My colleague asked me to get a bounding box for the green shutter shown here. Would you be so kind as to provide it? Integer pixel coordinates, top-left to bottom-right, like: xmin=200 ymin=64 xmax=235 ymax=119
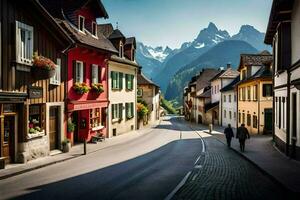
xmin=112 ymin=104 xmax=115 ymax=119
xmin=125 ymin=103 xmax=128 ymax=118
xmin=131 ymin=75 xmax=134 ymax=90
xmin=111 ymin=71 xmax=114 ymax=89
xmin=131 ymin=103 xmax=134 ymax=117
xmin=119 ymin=103 xmax=123 ymax=119
xmin=119 ymin=73 xmax=123 ymax=89
xmin=125 ymin=74 xmax=128 ymax=89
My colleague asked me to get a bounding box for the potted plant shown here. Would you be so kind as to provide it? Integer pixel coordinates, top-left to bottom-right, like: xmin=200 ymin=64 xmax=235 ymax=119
xmin=73 ymin=82 xmax=90 ymax=95
xmin=91 ymin=83 xmax=104 ymax=94
xmin=62 ymin=139 xmax=71 ymax=153
xmin=32 ymin=52 xmax=57 ymax=79
xmin=137 ymin=103 xmax=149 ymax=129
xmin=67 ymin=121 xmax=76 ymax=145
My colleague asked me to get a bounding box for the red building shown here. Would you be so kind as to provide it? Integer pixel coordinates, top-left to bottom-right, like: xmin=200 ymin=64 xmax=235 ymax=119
xmin=41 ymin=0 xmax=117 ymax=143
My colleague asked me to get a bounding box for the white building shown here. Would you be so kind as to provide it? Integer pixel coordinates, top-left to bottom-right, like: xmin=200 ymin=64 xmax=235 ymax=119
xmin=220 ymin=76 xmax=239 ymax=128
xmin=210 ymin=65 xmax=239 ymax=125
xmin=265 ymin=0 xmax=300 ymax=160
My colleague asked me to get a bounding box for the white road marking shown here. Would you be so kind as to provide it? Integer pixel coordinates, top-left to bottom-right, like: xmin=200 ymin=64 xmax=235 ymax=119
xmin=194 ymin=165 xmax=202 ymax=169
xmin=164 ymin=171 xmax=192 ymax=200
xmin=194 ymin=156 xmax=201 ymax=165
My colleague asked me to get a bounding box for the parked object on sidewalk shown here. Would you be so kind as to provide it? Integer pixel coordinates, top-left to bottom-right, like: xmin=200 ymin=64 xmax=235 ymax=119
xmin=62 ymin=139 xmax=71 ymax=153
xmin=236 ymin=124 xmax=250 ymax=152
xmin=0 ymin=157 xmax=5 ymax=169
xmin=224 ymin=124 xmax=234 ymax=147
xmin=209 ymin=124 xmax=213 ymax=133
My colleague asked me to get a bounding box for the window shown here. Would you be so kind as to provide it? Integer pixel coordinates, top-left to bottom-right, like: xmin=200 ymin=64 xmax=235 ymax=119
xmin=253 ymin=85 xmax=258 ymax=100
xmin=74 ymin=61 xmax=84 ymax=83
xmin=247 ymin=86 xmax=251 ymax=100
xmin=137 ymin=88 xmax=143 ymax=97
xmin=112 ymin=103 xmax=123 ymax=120
xmin=229 ymin=111 xmax=232 ymax=119
xmin=91 ymin=64 xmax=100 ymax=84
xmin=78 ymin=15 xmax=85 ymax=32
xmin=126 ymin=74 xmax=134 ymax=90
xmin=217 ymin=85 xmax=219 ymax=93
xmin=111 ymin=71 xmax=123 ymax=90
xmin=241 ymin=70 xmax=246 ymax=80
xmin=229 ymin=95 xmax=231 ymax=103
xmin=50 ymin=58 xmax=61 ymax=85
xmin=234 ymin=112 xmax=236 ymax=119
xmin=215 ymin=86 xmax=217 ymax=94
xmin=16 ymin=21 xmax=33 ymax=65
xmin=234 ymin=95 xmax=236 ymax=102
xmin=263 ymin=84 xmax=273 ymax=97
xmin=242 ymin=113 xmax=245 ymax=124
xmin=242 ymin=87 xmax=246 ymax=100
xmin=282 ymin=97 xmax=285 ymax=129
xmin=90 ymin=108 xmax=100 ymax=128
xmin=224 ymin=95 xmax=226 ymax=102
xmin=247 ymin=114 xmax=251 ymax=126
xmin=126 ymin=102 xmax=134 ymax=119
xmin=239 ymin=88 xmax=242 ymax=101
xmin=92 ymin=21 xmax=97 ymax=36
xmin=224 ymin=110 xmax=226 ymax=118
xmin=119 ymin=42 xmax=124 ymax=58
xmin=238 ymin=113 xmax=241 ymax=123
xmin=253 ymin=115 xmax=258 ymax=128
xmin=275 ymin=97 xmax=278 ymax=125
xmin=29 ymin=105 xmax=44 ymax=131
xmin=279 ymin=97 xmax=281 ymax=129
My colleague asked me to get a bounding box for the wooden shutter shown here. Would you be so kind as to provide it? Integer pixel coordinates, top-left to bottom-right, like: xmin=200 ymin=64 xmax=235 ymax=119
xmin=131 ymin=75 xmax=134 ymax=90
xmin=131 ymin=103 xmax=134 ymax=117
xmin=83 ymin=62 xmax=86 ymax=83
xmin=119 ymin=103 xmax=123 ymax=119
xmin=278 ymin=22 xmax=291 ymax=70
xmin=125 ymin=103 xmax=128 ymax=118
xmin=119 ymin=73 xmax=123 ymax=89
xmin=112 ymin=104 xmax=115 ymax=119
xmin=72 ymin=60 xmax=76 ymax=83
xmin=125 ymin=74 xmax=128 ymax=89
xmin=111 ymin=71 xmax=114 ymax=88
xmin=99 ymin=65 xmax=102 ymax=83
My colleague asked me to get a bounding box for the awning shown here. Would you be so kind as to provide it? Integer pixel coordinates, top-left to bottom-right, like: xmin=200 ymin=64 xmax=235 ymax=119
xmin=68 ymin=101 xmax=108 ymax=111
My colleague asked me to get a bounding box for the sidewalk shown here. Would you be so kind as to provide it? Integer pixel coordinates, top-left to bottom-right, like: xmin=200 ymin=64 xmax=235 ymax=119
xmin=189 ymin=122 xmax=300 ymax=195
xmin=0 ymin=121 xmax=160 ymax=180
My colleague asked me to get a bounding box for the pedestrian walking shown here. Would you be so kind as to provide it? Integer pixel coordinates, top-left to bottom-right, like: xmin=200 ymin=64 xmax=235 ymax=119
xmin=236 ymin=124 xmax=250 ymax=152
xmin=224 ymin=124 xmax=234 ymax=147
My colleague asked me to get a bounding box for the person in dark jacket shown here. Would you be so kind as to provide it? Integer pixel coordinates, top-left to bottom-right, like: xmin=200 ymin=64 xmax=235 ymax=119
xmin=224 ymin=124 xmax=234 ymax=147
xmin=236 ymin=124 xmax=250 ymax=152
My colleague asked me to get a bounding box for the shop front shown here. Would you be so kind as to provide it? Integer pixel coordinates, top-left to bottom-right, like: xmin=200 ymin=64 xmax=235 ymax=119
xmin=68 ymin=101 xmax=108 ymax=143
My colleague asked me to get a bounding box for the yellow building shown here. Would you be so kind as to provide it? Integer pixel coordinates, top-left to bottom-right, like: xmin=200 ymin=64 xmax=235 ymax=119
xmin=237 ymin=53 xmax=273 ymax=134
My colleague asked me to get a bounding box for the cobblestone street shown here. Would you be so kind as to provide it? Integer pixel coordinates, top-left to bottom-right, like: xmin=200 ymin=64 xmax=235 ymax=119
xmin=173 ymin=120 xmax=292 ymax=200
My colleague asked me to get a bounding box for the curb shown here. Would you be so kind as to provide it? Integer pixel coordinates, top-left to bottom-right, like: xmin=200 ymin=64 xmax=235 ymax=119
xmin=0 ymin=122 xmax=161 ymax=180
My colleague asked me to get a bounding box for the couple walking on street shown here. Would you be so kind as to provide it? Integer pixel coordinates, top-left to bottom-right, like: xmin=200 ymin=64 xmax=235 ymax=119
xmin=224 ymin=124 xmax=250 ymax=152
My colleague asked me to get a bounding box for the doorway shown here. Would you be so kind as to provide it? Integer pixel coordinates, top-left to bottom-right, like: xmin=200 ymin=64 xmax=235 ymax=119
xmin=291 ymin=93 xmax=297 ymax=158
xmin=198 ymin=115 xmax=202 ymax=124
xmin=264 ymin=108 xmax=273 ymax=133
xmin=73 ymin=111 xmax=79 ymax=143
xmin=3 ymin=116 xmax=15 ymax=163
xmin=49 ymin=107 xmax=58 ymax=150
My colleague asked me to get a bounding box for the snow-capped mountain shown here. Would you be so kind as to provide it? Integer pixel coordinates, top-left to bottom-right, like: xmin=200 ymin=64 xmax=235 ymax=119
xmin=147 ymin=46 xmax=173 ymax=62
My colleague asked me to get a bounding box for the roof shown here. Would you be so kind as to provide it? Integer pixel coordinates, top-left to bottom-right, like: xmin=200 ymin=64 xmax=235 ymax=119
xmin=238 ymin=53 xmax=273 ymax=71
xmin=97 ymin=24 xmax=114 ymax=38
xmin=125 ymin=37 xmax=136 ymax=48
xmin=210 ymin=67 xmax=239 ymax=82
xmin=137 ymin=72 xmax=159 ymax=88
xmin=220 ymin=76 xmax=240 ymax=92
xmin=57 ymin=20 xmax=118 ymax=53
xmin=108 ymin=29 xmax=126 ymax=40
xmin=197 ymin=88 xmax=211 ymax=98
xmin=195 ymin=68 xmax=220 ymax=92
xmin=237 ymin=65 xmax=272 ymax=85
xmin=265 ymin=0 xmax=294 ymax=44
xmin=110 ymin=55 xmax=139 ymax=67
xmin=205 ymin=101 xmax=219 ymax=112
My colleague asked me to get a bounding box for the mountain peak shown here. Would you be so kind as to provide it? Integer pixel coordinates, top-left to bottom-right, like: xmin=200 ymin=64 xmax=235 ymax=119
xmin=208 ymin=22 xmax=218 ymax=31
xmin=238 ymin=25 xmax=261 ymax=34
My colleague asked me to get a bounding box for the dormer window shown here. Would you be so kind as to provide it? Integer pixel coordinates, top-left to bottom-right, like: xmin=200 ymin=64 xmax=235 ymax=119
xmin=131 ymin=47 xmax=135 ymax=61
xmin=92 ymin=21 xmax=97 ymax=37
xmin=119 ymin=42 xmax=124 ymax=58
xmin=78 ymin=15 xmax=85 ymax=32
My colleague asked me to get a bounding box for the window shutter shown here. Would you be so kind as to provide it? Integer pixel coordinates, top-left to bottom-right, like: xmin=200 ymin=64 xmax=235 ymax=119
xmin=90 ymin=64 xmax=93 ymax=84
xmin=15 ymin=21 xmax=20 ymax=62
xmin=119 ymin=103 xmax=123 ymax=119
xmin=125 ymin=74 xmax=128 ymax=89
xmin=112 ymin=105 xmax=115 ymax=119
xmin=131 ymin=75 xmax=134 ymax=90
xmin=99 ymin=65 xmax=102 ymax=83
xmin=111 ymin=71 xmax=114 ymax=88
xmin=83 ymin=62 xmax=86 ymax=82
xmin=119 ymin=73 xmax=123 ymax=89
xmin=125 ymin=103 xmax=128 ymax=118
xmin=72 ymin=60 xmax=76 ymax=83
xmin=131 ymin=103 xmax=134 ymax=117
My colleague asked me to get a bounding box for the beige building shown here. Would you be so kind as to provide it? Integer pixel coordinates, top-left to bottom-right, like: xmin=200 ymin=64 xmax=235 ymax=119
xmin=137 ymin=72 xmax=160 ymax=126
xmin=237 ymin=53 xmax=273 ymax=134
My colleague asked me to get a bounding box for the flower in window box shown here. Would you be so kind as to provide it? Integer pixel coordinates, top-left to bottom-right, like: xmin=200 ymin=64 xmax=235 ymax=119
xmin=91 ymin=83 xmax=104 ymax=94
xmin=32 ymin=52 xmax=57 ymax=79
xmin=73 ymin=82 xmax=90 ymax=94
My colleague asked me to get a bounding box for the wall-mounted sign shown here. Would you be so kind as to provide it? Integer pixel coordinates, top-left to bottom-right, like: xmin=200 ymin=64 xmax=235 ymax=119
xmin=28 ymin=86 xmax=43 ymax=99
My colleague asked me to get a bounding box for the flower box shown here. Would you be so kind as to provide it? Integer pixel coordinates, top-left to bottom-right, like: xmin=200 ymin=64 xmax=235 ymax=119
xmin=73 ymin=82 xmax=90 ymax=95
xmin=27 ymin=130 xmax=45 ymax=140
xmin=31 ymin=52 xmax=57 ymax=80
xmin=91 ymin=83 xmax=104 ymax=94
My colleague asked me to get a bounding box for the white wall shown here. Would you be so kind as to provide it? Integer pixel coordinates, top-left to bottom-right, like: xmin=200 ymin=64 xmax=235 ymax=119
xmin=221 ymin=90 xmax=237 ymax=128
xmin=211 ymin=79 xmax=221 ymax=103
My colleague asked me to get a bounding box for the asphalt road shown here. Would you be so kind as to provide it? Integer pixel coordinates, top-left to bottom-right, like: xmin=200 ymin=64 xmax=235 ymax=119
xmin=0 ymin=116 xmax=289 ymax=200
xmin=0 ymin=117 xmax=204 ymax=200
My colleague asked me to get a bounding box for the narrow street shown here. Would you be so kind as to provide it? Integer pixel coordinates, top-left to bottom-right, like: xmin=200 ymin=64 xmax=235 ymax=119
xmin=0 ymin=117 xmax=288 ymax=200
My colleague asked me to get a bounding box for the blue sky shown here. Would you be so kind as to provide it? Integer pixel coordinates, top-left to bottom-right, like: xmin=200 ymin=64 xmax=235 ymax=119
xmin=101 ymin=0 xmax=272 ymax=49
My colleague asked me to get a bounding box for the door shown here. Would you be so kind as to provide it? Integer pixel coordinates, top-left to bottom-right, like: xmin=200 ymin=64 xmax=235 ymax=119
xmin=264 ymin=108 xmax=272 ymax=133
xmin=49 ymin=107 xmax=58 ymax=150
xmin=3 ymin=116 xmax=15 ymax=163
xmin=73 ymin=111 xmax=79 ymax=143
xmin=198 ymin=115 xmax=202 ymax=124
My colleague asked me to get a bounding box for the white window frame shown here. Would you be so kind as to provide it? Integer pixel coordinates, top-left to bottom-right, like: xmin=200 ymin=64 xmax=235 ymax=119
xmin=75 ymin=61 xmax=84 ymax=83
xmin=50 ymin=58 xmax=61 ymax=85
xmin=78 ymin=15 xmax=85 ymax=33
xmin=91 ymin=64 xmax=99 ymax=84
xmin=92 ymin=21 xmax=97 ymax=37
xmin=16 ymin=21 xmax=34 ymax=65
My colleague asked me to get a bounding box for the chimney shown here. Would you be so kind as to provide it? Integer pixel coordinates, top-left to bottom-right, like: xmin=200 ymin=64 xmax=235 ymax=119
xmin=227 ymin=63 xmax=231 ymax=69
